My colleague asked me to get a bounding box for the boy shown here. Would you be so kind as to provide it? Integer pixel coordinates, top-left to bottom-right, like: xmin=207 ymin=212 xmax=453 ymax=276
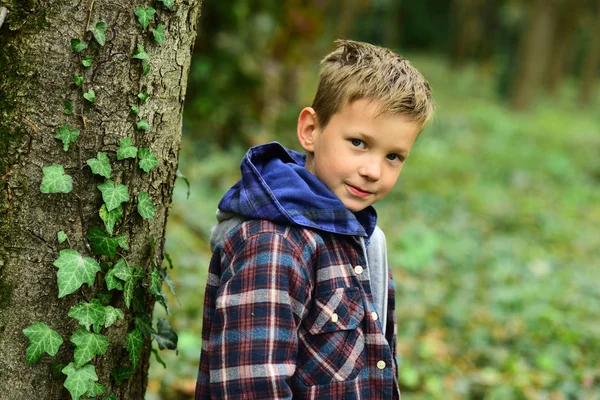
xmin=195 ymin=40 xmax=433 ymax=399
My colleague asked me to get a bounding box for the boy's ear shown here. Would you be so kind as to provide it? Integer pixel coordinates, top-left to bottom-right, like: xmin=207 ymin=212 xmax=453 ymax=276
xmin=297 ymin=107 xmax=318 ymax=153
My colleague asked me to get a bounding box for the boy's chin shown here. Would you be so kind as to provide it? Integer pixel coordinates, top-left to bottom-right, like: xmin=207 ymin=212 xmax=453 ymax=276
xmin=344 ymin=203 xmax=371 ymax=213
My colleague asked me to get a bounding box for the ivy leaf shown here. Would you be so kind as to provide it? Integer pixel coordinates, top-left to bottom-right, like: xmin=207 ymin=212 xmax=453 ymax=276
xmin=161 ymin=268 xmax=176 ymax=296
xmin=87 ymin=226 xmax=119 ymax=258
xmin=130 ymin=105 xmax=139 ymax=115
xmin=137 ymin=92 xmax=149 ymax=103
xmin=83 ymin=89 xmax=96 ymax=103
xmin=82 ymin=55 xmax=93 ymax=67
xmin=137 ymin=192 xmax=155 ymax=219
xmin=55 ymin=124 xmax=81 ymax=151
xmin=142 ymin=60 xmax=151 ymax=76
xmin=41 ymin=165 xmax=73 ymax=194
xmin=86 ymin=382 xmax=105 ymax=398
xmin=112 ymin=258 xmax=133 ymax=282
xmin=70 ymin=328 xmax=109 ymax=367
xmin=124 ymin=280 xmax=136 ymax=308
xmin=105 ymin=267 xmax=124 ymax=291
xmin=116 ymin=137 xmax=138 ymax=160
xmin=134 ymin=314 xmax=155 ymax=338
xmin=153 ymin=318 xmax=178 ymax=350
xmin=97 ymin=180 xmax=130 ymax=211
xmin=126 ymin=329 xmax=143 ymax=369
xmin=131 ymin=266 xmax=145 ymax=281
xmin=71 ymin=38 xmax=88 ymax=53
xmin=152 ymin=348 xmax=167 ymax=368
xmin=91 ymin=22 xmax=107 ymax=46
xmin=104 ymin=306 xmax=124 ymax=329
xmin=136 ymin=119 xmax=150 ymax=132
xmin=64 ymin=100 xmax=73 ymax=115
xmin=165 ymin=252 xmax=174 ymax=269
xmin=132 ymin=43 xmax=149 ymax=60
xmin=99 ymin=204 xmax=122 ymax=235
xmin=138 ymin=148 xmax=158 ymax=173
xmin=111 ymin=367 xmax=133 ymax=386
xmin=103 ymin=392 xmax=118 ymax=400
xmin=115 ymin=234 xmax=129 ymax=251
xmin=86 ymin=152 xmax=112 ymax=179
xmin=150 ymin=268 xmax=162 ymax=296
xmin=151 ymin=24 xmax=165 ymax=45
xmin=156 ymin=291 xmax=170 ymax=315
xmin=134 ymin=6 xmax=155 ymax=30
xmin=57 ymin=231 xmax=67 ymax=244
xmin=68 ymin=299 xmax=106 ymax=332
xmin=53 ymin=249 xmax=101 ymax=297
xmin=96 ymin=291 xmax=113 ymax=305
xmin=113 ymin=259 xmax=143 ymax=308
xmin=22 ymin=322 xmax=63 ymax=365
xmin=158 ymin=0 xmax=175 ymax=10
xmin=74 ymin=75 xmax=84 ymax=87
xmin=62 ymin=363 xmax=98 ymax=400
xmin=99 ymin=204 xmax=121 ymax=236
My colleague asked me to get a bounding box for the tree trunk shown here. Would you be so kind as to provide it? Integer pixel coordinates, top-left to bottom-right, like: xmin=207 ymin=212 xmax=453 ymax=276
xmin=580 ymin=0 xmax=600 ymax=106
xmin=449 ymin=0 xmax=484 ymax=67
xmin=0 ymin=0 xmax=202 ymax=398
xmin=545 ymin=0 xmax=583 ymax=94
xmin=510 ymin=0 xmax=558 ymax=111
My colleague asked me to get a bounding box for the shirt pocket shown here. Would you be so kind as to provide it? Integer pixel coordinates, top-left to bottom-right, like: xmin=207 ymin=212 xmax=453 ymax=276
xmin=296 ymin=287 xmax=366 ymax=387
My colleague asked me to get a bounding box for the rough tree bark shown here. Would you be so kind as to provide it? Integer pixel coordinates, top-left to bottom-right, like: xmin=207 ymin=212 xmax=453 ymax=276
xmin=0 ymin=0 xmax=202 ymax=398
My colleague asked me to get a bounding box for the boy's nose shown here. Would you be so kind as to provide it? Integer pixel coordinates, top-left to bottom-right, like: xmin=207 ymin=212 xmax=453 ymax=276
xmin=358 ymin=160 xmax=382 ymax=181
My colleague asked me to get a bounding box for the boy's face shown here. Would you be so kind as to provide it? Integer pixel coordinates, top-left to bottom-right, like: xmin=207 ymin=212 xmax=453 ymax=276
xmin=297 ymin=99 xmax=421 ymax=212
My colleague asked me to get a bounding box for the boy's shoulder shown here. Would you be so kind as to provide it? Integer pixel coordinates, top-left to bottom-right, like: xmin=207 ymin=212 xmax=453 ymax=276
xmin=214 ymin=218 xmax=322 ymax=252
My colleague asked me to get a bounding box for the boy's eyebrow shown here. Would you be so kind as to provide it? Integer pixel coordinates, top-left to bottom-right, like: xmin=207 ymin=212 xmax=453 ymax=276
xmin=354 ymin=131 xmax=411 ymax=156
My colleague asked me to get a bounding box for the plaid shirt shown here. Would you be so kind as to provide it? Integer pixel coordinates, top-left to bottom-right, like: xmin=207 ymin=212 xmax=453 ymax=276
xmin=195 ymin=219 xmax=400 ymax=399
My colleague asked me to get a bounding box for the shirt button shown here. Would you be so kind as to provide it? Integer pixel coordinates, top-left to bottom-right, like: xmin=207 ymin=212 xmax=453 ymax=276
xmin=377 ymin=360 xmax=386 ymax=370
xmin=371 ymin=312 xmax=378 ymax=321
xmin=354 ymin=265 xmax=364 ymax=275
xmin=331 ymin=313 xmax=339 ymax=323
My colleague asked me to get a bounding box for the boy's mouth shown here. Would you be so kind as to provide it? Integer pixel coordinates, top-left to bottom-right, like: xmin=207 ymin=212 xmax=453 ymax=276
xmin=346 ymin=184 xmax=372 ymax=198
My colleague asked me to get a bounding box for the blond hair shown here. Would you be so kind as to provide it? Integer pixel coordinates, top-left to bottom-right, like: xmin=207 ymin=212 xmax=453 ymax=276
xmin=312 ymin=40 xmax=434 ymax=130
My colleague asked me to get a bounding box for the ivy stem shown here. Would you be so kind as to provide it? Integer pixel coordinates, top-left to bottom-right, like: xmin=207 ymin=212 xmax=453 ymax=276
xmin=75 ymin=190 xmax=93 ymax=257
xmin=118 ymin=211 xmax=135 ymax=233
xmin=86 ymin=0 xmax=96 ymax=32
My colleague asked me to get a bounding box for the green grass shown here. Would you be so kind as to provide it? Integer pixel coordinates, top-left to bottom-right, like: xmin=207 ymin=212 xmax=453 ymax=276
xmin=147 ymin=55 xmax=600 ymax=399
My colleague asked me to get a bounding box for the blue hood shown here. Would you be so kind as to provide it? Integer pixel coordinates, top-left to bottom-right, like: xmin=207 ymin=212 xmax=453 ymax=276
xmin=218 ymin=142 xmax=377 ymax=238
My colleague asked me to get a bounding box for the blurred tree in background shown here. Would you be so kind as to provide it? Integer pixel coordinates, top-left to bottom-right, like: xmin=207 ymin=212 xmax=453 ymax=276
xmin=147 ymin=0 xmax=600 ymax=399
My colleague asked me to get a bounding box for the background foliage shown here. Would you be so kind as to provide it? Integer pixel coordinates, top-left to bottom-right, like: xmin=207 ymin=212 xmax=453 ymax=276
xmin=147 ymin=0 xmax=600 ymax=398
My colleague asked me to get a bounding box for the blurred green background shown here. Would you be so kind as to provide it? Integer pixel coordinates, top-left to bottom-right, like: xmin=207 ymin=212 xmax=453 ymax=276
xmin=147 ymin=0 xmax=600 ymax=398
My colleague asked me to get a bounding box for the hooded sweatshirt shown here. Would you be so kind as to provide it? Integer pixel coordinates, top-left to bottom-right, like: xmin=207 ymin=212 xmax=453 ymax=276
xmin=196 ymin=142 xmax=399 ymax=400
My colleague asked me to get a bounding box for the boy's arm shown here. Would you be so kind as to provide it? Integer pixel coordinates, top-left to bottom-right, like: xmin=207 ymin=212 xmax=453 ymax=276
xmin=200 ymin=229 xmax=313 ymax=400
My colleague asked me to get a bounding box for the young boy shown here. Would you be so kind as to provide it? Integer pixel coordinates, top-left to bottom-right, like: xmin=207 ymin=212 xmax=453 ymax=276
xmin=195 ymin=40 xmax=433 ymax=399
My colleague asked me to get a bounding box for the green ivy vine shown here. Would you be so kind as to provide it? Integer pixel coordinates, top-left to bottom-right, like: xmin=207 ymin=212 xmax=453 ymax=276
xmin=23 ymin=1 xmax=180 ymax=399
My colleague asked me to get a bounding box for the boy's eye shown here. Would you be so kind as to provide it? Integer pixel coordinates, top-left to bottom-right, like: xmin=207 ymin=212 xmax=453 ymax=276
xmin=387 ymin=153 xmax=403 ymax=162
xmin=351 ymin=139 xmax=365 ymax=148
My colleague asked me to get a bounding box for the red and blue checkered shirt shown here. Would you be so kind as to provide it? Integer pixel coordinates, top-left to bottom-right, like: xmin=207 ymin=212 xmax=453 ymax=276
xmin=195 ymin=219 xmax=400 ymax=399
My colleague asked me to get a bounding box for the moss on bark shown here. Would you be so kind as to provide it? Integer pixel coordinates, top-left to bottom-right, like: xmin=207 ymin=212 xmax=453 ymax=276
xmin=3 ymin=0 xmax=45 ymax=31
xmin=0 ymin=278 xmax=14 ymax=311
